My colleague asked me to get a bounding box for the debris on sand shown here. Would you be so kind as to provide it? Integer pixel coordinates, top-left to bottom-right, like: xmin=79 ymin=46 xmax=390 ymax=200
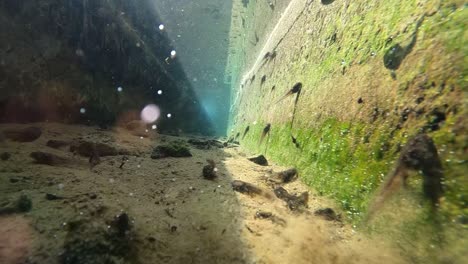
xmin=70 ymin=141 xmax=129 ymax=157
xmin=45 ymin=193 xmax=65 ymax=201
xmin=119 ymin=156 xmax=129 ymax=169
xmin=30 ymin=151 xmax=69 ymax=166
xmin=46 ymin=139 xmax=69 ymax=149
xmin=151 ymin=141 xmax=192 ymax=159
xmin=187 ymin=138 xmax=224 ymax=149
xmin=60 ymin=213 xmax=136 ymax=264
xmin=0 ymin=152 xmax=11 ymax=160
xmin=202 ymin=159 xmax=217 ymax=180
xmin=274 ymin=187 xmax=308 ymax=211
xmin=248 ymin=155 xmax=268 ymax=166
xmin=267 ymin=168 xmax=298 ymax=184
xmin=3 ymin=126 xmax=42 ymax=142
xmin=0 ymin=194 xmax=32 ymax=215
xmin=254 ymin=211 xmax=286 ymax=226
xmin=314 ymin=208 xmax=341 ymax=221
xmin=88 ymin=143 xmax=101 ymax=170
xmin=231 ymin=180 xmax=272 ymax=199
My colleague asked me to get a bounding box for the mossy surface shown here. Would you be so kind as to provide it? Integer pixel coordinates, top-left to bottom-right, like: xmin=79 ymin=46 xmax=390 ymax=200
xmin=227 ymin=0 xmax=467 ymax=262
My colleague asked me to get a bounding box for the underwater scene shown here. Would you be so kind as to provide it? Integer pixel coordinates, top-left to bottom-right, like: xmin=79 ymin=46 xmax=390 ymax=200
xmin=0 ymin=0 xmax=466 ymax=263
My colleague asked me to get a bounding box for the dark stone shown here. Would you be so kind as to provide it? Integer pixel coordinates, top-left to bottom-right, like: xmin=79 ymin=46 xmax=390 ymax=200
xmin=274 ymin=187 xmax=308 ymax=211
xmin=254 ymin=211 xmax=272 ymax=219
xmin=321 ymin=0 xmax=335 ymax=5
xmin=70 ymin=141 xmax=128 ymax=157
xmin=112 ymin=213 xmax=131 ymax=237
xmin=272 ymin=168 xmax=298 ymax=183
xmin=202 ymin=159 xmax=217 ymax=180
xmin=16 ymin=194 xmax=32 ymax=212
xmin=9 ymin=178 xmax=19 ymax=183
xmin=314 ymin=208 xmax=341 ymax=221
xmin=231 ymin=180 xmax=264 ymax=196
xmin=357 ymin=97 xmax=363 ymax=104
xmin=425 ymin=109 xmax=446 ymax=131
xmin=0 ymin=152 xmax=11 ymax=160
xmin=30 ymin=151 xmax=67 ymax=166
xmin=46 ymin=193 xmax=64 ymax=200
xmin=248 ymin=155 xmax=268 ymax=166
xmin=3 ymin=127 xmax=42 ymax=142
xmin=46 ymin=139 xmax=69 ymax=149
xmin=151 ymin=142 xmax=192 ymax=159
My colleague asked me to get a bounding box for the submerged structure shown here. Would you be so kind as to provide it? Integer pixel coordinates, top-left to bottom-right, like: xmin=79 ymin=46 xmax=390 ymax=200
xmin=0 ymin=0 xmax=466 ymax=263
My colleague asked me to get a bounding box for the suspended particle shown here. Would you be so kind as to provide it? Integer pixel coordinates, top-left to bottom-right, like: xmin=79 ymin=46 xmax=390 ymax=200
xmin=170 ymin=50 xmax=177 ymax=59
xmin=167 ymin=113 xmax=172 ymax=118
xmin=58 ymin=183 xmax=64 ymax=190
xmin=117 ymin=86 xmax=123 ymax=92
xmin=80 ymin=108 xmax=86 ymax=114
xmin=136 ymin=42 xmax=141 ymax=47
xmin=152 ymin=125 xmax=157 ymax=130
xmin=157 ymin=90 xmax=163 ymax=95
xmin=140 ymin=104 xmax=161 ymax=123
xmin=159 ymin=24 xmax=165 ymax=31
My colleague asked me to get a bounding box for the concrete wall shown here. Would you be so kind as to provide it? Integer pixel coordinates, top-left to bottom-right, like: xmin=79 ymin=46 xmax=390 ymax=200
xmin=226 ymin=0 xmax=467 ymax=262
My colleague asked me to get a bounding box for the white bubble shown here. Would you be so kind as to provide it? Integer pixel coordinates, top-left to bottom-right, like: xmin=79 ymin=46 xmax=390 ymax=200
xmin=145 ymin=129 xmax=149 ymax=133
xmin=167 ymin=113 xmax=172 ymax=118
xmin=80 ymin=108 xmax=86 ymax=114
xmin=170 ymin=50 xmax=176 ymax=59
xmin=157 ymin=90 xmax=163 ymax=95
xmin=117 ymin=86 xmax=123 ymax=92
xmin=136 ymin=42 xmax=141 ymax=47
xmin=58 ymin=183 xmax=64 ymax=190
xmin=140 ymin=104 xmax=161 ymax=123
xmin=151 ymin=125 xmax=157 ymax=130
xmin=159 ymin=24 xmax=165 ymax=30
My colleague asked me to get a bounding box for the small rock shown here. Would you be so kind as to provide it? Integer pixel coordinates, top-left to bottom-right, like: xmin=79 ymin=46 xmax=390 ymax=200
xmin=151 ymin=141 xmax=192 ymax=159
xmin=269 ymin=168 xmax=298 ymax=183
xmin=3 ymin=127 xmax=42 ymax=142
xmin=231 ymin=180 xmax=271 ymax=198
xmin=0 ymin=152 xmax=11 ymax=161
xmin=248 ymin=155 xmax=268 ymax=166
xmin=202 ymin=159 xmax=217 ymax=180
xmin=255 ymin=211 xmax=272 ymax=219
xmin=274 ymin=187 xmax=308 ymax=211
xmin=30 ymin=151 xmax=68 ymax=166
xmin=9 ymin=178 xmax=19 ymax=183
xmin=314 ymin=208 xmax=341 ymax=221
xmin=45 ymin=193 xmax=64 ymax=200
xmin=46 ymin=139 xmax=69 ymax=149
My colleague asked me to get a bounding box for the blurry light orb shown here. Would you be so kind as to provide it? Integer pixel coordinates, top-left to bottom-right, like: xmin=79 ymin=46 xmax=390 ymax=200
xmin=136 ymin=42 xmax=141 ymax=47
xmin=152 ymin=125 xmax=157 ymax=130
xmin=157 ymin=90 xmax=163 ymax=95
xmin=80 ymin=108 xmax=86 ymax=114
xmin=117 ymin=86 xmax=123 ymax=92
xmin=159 ymin=24 xmax=165 ymax=30
xmin=140 ymin=104 xmax=161 ymax=124
xmin=167 ymin=113 xmax=172 ymax=118
xmin=170 ymin=50 xmax=177 ymax=59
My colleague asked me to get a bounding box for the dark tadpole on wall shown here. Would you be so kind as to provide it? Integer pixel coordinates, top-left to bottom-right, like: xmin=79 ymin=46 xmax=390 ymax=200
xmin=291 ymin=135 xmax=300 ymax=149
xmin=276 ymin=82 xmax=302 ymax=104
xmin=383 ymin=15 xmax=424 ymax=71
xmin=321 ymin=0 xmax=336 ymax=5
xmin=242 ymin=126 xmax=250 ymax=140
xmin=259 ymin=123 xmax=271 ymax=146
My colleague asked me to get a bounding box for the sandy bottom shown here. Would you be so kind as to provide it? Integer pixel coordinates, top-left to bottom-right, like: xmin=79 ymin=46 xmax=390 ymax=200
xmin=0 ymin=123 xmax=406 ymax=264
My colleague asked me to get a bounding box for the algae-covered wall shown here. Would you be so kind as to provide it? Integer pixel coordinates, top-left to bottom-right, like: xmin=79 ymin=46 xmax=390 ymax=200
xmin=227 ymin=0 xmax=466 ymax=261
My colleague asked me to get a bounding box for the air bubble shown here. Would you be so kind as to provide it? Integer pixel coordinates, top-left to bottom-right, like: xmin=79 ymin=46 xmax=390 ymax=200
xmin=167 ymin=113 xmax=172 ymax=118
xmin=117 ymin=86 xmax=123 ymax=92
xmin=80 ymin=108 xmax=86 ymax=114
xmin=157 ymin=90 xmax=163 ymax=95
xmin=159 ymin=24 xmax=165 ymax=31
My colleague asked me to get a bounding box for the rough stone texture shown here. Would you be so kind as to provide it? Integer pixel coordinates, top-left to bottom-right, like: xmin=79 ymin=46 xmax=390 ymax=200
xmin=0 ymin=0 xmax=213 ymax=135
